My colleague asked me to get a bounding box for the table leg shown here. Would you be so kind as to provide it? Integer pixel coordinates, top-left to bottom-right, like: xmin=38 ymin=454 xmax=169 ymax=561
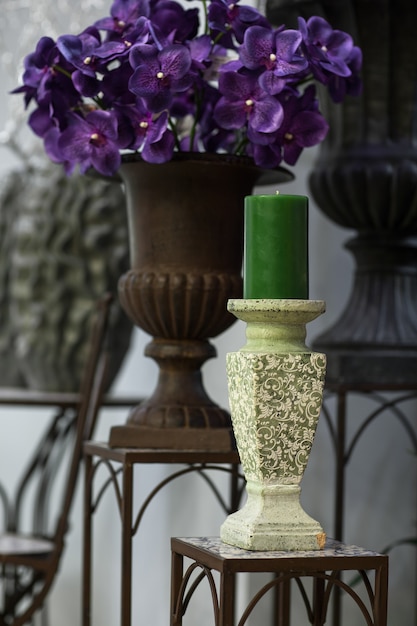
xmin=333 ymin=391 xmax=347 ymax=626
xmin=374 ymin=561 xmax=389 ymax=626
xmin=170 ymin=551 xmax=184 ymax=626
xmin=228 ymin=464 xmax=241 ymax=514
xmin=312 ymin=576 xmax=326 ymax=626
xmin=274 ymin=577 xmax=291 ymax=626
xmin=82 ymin=453 xmax=93 ymax=626
xmin=121 ymin=461 xmax=133 ymax=626
xmin=219 ymin=571 xmax=235 ymax=626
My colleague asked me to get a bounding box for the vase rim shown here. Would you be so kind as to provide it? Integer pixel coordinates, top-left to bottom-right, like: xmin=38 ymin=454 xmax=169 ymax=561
xmin=120 ymin=151 xmax=294 ymax=185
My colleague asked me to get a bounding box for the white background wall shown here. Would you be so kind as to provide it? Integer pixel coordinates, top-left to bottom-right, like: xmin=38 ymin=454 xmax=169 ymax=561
xmin=0 ymin=1 xmax=416 ymax=625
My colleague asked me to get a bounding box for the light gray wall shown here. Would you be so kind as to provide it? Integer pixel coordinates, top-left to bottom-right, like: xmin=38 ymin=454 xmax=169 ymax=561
xmin=0 ymin=2 xmax=416 ymax=625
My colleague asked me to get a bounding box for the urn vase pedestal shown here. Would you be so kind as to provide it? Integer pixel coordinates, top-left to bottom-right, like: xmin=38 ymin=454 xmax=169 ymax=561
xmin=109 ymin=154 xmax=291 ymax=451
xmin=221 ymin=299 xmax=327 ymax=551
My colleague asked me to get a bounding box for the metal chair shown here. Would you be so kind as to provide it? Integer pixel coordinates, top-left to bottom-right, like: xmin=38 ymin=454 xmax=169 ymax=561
xmin=0 ymin=294 xmax=113 ymax=626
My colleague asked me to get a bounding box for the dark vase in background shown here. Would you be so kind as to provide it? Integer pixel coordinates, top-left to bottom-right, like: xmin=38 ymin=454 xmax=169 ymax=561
xmin=266 ymin=0 xmax=417 ymax=385
xmin=0 ymin=171 xmax=26 ymax=387
xmin=2 ymin=164 xmax=133 ymax=392
xmin=109 ymin=153 xmax=291 ymax=450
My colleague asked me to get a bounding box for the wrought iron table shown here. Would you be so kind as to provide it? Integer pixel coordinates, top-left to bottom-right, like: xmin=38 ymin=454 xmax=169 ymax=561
xmin=0 ymin=389 xmax=142 ymax=523
xmin=82 ymin=442 xmax=242 ymax=626
xmin=0 ymin=390 xmax=143 ymax=529
xmin=320 ymin=377 xmax=417 ymax=625
xmin=322 ymin=381 xmax=417 ymax=542
xmin=170 ymin=536 xmax=388 ymax=626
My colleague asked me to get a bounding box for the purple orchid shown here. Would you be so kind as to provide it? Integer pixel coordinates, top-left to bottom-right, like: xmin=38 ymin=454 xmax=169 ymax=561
xmin=93 ymin=17 xmax=151 ymax=63
xmin=15 ymin=37 xmax=60 ymax=103
xmin=208 ymin=0 xmax=269 ymax=45
xmin=128 ymin=43 xmax=192 ymax=112
xmin=94 ymin=0 xmax=151 ymax=35
xmin=28 ymin=104 xmax=57 ymax=138
xmin=239 ymin=26 xmax=308 ymax=95
xmin=57 ymin=28 xmax=101 ymax=77
xmin=100 ymin=60 xmax=136 ymax=108
xmin=57 ymin=110 xmax=124 ymax=175
xmin=13 ymin=0 xmax=362 ymax=175
xmin=214 ymin=67 xmax=284 ymax=136
xmin=142 ymin=126 xmax=175 ymax=162
xmin=57 ymin=28 xmax=103 ymax=97
xmin=116 ymin=99 xmax=175 ymax=162
xmin=149 ymin=0 xmax=199 ymax=45
xmin=12 ymin=36 xmax=80 ymax=111
xmin=327 ymin=44 xmax=363 ymax=102
xmin=298 ymin=16 xmax=356 ymax=88
xmin=245 ymin=85 xmax=328 ymax=168
xmin=115 ymin=98 xmax=170 ymax=150
xmin=276 ymin=85 xmax=329 ymax=165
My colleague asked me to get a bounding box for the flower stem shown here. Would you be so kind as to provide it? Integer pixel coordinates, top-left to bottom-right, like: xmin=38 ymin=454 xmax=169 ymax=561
xmin=200 ymin=0 xmax=209 ymax=34
xmin=189 ymin=88 xmax=203 ymax=150
xmin=211 ymin=31 xmax=226 ymax=48
xmin=168 ymin=117 xmax=181 ymax=151
xmin=52 ymin=64 xmax=72 ymax=80
xmin=233 ymin=135 xmax=249 ymax=156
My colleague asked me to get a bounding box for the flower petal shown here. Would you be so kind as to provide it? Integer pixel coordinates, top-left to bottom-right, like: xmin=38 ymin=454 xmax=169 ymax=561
xmin=214 ymin=97 xmax=246 ymax=129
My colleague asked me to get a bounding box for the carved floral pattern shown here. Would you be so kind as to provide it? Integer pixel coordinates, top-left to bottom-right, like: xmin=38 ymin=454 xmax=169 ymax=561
xmin=227 ymin=351 xmax=326 ymax=483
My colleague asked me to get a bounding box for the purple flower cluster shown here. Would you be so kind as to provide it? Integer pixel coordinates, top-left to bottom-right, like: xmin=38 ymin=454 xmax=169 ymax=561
xmin=13 ymin=0 xmax=362 ymax=177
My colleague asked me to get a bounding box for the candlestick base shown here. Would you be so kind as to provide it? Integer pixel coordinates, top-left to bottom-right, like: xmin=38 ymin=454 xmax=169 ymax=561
xmin=221 ymin=299 xmax=326 ymax=551
xmin=221 ymin=481 xmax=326 ymax=551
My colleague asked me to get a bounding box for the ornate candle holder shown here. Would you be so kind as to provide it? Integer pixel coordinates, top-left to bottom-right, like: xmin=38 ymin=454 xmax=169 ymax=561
xmin=221 ymin=299 xmax=327 ymax=551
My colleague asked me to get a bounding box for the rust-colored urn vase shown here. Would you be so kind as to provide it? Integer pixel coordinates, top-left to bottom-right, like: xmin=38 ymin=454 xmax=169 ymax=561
xmin=109 ymin=153 xmax=291 ymax=450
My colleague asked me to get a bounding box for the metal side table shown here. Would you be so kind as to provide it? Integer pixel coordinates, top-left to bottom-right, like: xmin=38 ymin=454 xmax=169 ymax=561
xmin=320 ymin=363 xmax=417 ymax=625
xmin=170 ymin=536 xmax=389 ymax=626
xmin=82 ymin=443 xmax=242 ymax=626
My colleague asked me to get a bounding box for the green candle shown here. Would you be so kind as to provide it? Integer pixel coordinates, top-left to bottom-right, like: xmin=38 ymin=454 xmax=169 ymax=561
xmin=244 ymin=193 xmax=309 ymax=299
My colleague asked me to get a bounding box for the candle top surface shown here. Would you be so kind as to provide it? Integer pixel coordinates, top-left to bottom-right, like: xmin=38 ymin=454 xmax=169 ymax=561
xmin=247 ymin=193 xmax=307 ymax=198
